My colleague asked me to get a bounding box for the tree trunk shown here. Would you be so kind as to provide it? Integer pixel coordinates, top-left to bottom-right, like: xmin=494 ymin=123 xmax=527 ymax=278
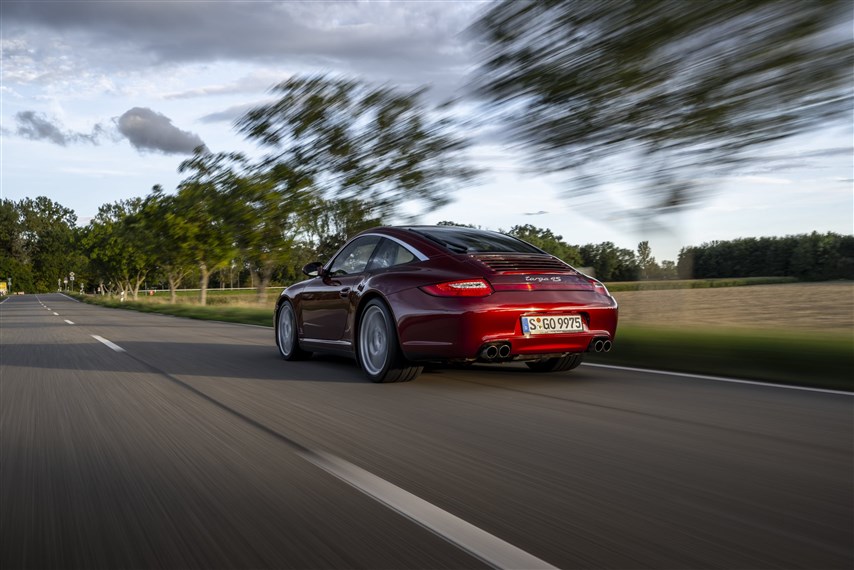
xmin=168 ymin=274 xmax=179 ymax=304
xmin=198 ymin=263 xmax=210 ymax=306
xmin=118 ymin=279 xmax=129 ymax=301
xmin=255 ymin=267 xmax=272 ymax=304
xmin=132 ymin=273 xmax=145 ymax=300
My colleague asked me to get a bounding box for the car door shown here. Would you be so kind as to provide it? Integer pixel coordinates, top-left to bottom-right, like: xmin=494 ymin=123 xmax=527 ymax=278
xmin=299 ymin=236 xmax=381 ymax=341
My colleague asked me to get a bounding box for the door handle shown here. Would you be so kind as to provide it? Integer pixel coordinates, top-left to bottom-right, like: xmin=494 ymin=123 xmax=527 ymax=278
xmin=339 ymin=287 xmax=351 ymax=298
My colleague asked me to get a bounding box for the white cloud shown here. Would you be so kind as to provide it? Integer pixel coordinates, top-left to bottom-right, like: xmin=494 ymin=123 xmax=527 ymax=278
xmin=60 ymin=167 xmax=140 ymax=178
xmin=727 ymin=176 xmax=793 ymax=185
xmin=164 ymin=70 xmax=289 ymax=100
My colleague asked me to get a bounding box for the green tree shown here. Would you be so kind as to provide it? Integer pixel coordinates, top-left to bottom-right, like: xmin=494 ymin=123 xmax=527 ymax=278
xmin=0 ymin=199 xmax=23 ymax=261
xmin=658 ymin=260 xmax=678 ymax=280
xmin=470 ymin=1 xmax=853 ymax=220
xmin=677 ymin=246 xmax=696 ymax=279
xmin=506 ymin=224 xmax=582 ymax=265
xmin=580 ymin=242 xmax=639 ymax=281
xmin=175 ymin=149 xmax=240 ymax=306
xmin=678 ymin=232 xmax=853 ymax=280
xmin=17 ymin=197 xmax=80 ymax=292
xmin=140 ymin=187 xmax=197 ymax=303
xmin=636 ymin=241 xmax=660 ymax=280
xmin=0 ymin=199 xmax=31 ymax=292
xmin=789 ymin=232 xmax=844 ymax=281
xmin=83 ymin=199 xmax=155 ymax=299
xmin=298 ymin=195 xmax=383 ymax=265
xmin=227 ymin=168 xmax=308 ymax=303
xmin=236 ymin=75 xmax=479 ymax=221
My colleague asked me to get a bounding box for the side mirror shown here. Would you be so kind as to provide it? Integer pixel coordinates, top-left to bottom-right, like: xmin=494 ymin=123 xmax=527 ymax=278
xmin=302 ymin=261 xmax=324 ymax=277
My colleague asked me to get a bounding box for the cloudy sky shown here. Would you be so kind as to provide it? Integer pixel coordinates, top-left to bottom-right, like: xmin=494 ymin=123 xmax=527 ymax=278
xmin=2 ymin=1 xmax=851 ymax=261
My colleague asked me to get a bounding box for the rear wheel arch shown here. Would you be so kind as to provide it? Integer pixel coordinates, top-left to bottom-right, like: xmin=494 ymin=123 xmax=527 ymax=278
xmin=355 ymin=296 xmax=421 ymax=383
xmin=353 ymin=291 xmax=392 ymax=336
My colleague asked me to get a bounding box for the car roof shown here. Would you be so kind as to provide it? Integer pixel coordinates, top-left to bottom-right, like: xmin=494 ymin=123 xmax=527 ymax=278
xmin=362 ymin=225 xmax=546 ymax=256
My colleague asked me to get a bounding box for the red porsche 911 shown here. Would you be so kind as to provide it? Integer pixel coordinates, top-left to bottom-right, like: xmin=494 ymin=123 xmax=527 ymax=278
xmin=275 ymin=225 xmax=618 ymax=382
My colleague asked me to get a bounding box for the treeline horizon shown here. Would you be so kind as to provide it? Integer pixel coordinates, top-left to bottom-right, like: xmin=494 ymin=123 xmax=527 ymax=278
xmin=2 ymin=195 xmax=851 ymax=299
xmin=444 ymin=221 xmax=854 ymax=283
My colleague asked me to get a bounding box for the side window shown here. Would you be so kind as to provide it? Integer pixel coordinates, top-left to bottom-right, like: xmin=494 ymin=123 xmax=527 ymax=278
xmin=329 ymin=236 xmax=381 ymax=276
xmin=368 ymin=238 xmax=417 ymax=271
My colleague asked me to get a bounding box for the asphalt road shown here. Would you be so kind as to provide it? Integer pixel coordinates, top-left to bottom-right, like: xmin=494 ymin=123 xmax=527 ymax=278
xmin=1 ymin=293 xmax=851 ymax=569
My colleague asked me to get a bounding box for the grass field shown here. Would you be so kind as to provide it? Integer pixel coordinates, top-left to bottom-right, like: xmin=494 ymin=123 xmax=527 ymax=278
xmin=613 ymin=282 xmax=854 ymax=332
xmin=605 ymin=276 xmax=797 ymax=292
xmin=138 ymin=287 xmax=284 ymax=306
xmin=76 ymin=280 xmax=853 ymax=390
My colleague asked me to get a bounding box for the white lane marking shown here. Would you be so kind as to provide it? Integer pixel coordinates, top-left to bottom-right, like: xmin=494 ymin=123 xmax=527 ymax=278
xmin=53 ymin=312 xmax=59 ymax=316
xmin=581 ymin=363 xmax=852 ymax=396
xmin=91 ymin=335 xmax=125 ymax=353
xmin=58 ymin=293 xmax=80 ymax=302
xmin=64 ymin=320 xmax=75 ymax=325
xmin=301 ymin=450 xmax=557 ymax=570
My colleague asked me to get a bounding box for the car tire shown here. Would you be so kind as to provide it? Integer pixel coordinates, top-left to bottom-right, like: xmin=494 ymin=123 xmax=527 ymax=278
xmin=357 ymin=299 xmax=422 ymax=383
xmin=525 ymin=353 xmax=583 ymax=373
xmin=276 ymin=300 xmax=311 ymax=361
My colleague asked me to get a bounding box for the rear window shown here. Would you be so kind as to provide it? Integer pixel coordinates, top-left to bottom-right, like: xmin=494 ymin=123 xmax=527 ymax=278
xmin=409 ymin=227 xmax=543 ymax=254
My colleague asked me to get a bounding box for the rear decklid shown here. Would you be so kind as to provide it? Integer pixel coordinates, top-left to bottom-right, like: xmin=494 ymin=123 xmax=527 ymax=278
xmin=469 ymin=254 xmax=596 ymax=291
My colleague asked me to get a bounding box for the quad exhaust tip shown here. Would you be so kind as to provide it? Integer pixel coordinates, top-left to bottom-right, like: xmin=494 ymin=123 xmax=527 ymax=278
xmin=479 ymin=342 xmax=512 ymax=362
xmin=590 ymin=337 xmax=612 ymax=353
xmin=481 ymin=345 xmax=499 ymax=360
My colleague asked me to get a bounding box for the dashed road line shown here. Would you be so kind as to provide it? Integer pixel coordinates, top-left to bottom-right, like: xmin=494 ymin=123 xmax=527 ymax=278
xmin=91 ymin=335 xmax=125 ymax=352
xmin=64 ymin=320 xmax=75 ymax=325
xmin=53 ymin=312 xmax=59 ymax=316
xmin=302 ymin=450 xmax=557 ymax=569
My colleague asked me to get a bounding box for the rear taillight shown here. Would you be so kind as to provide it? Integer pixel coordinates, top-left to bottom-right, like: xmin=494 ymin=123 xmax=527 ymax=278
xmin=589 ymin=279 xmax=611 ymax=296
xmin=420 ymin=279 xmax=493 ymax=297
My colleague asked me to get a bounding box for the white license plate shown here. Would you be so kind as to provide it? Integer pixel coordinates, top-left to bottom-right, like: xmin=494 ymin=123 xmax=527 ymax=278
xmin=521 ymin=314 xmax=584 ymax=335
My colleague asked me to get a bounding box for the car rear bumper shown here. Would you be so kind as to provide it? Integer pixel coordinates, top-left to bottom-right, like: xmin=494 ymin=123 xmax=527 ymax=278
xmin=389 ymin=288 xmax=618 ymax=362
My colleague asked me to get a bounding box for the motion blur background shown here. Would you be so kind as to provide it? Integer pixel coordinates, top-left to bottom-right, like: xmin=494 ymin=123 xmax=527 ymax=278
xmin=1 ymin=0 xmax=852 ymax=386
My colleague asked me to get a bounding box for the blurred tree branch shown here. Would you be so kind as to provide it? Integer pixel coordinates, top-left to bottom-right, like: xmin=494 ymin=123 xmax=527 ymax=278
xmin=236 ymin=75 xmax=480 ymax=221
xmin=469 ymin=0 xmax=853 ymax=217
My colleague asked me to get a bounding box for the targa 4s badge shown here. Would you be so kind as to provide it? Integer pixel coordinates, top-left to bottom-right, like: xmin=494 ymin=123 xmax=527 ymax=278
xmin=525 ymin=276 xmax=563 ymax=283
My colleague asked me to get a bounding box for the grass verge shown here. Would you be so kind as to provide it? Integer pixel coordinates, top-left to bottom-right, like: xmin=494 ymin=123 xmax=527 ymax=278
xmin=75 ymin=294 xmax=852 ymax=392
xmin=588 ymin=326 xmax=852 ymax=391
xmin=77 ymin=295 xmax=273 ymax=327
